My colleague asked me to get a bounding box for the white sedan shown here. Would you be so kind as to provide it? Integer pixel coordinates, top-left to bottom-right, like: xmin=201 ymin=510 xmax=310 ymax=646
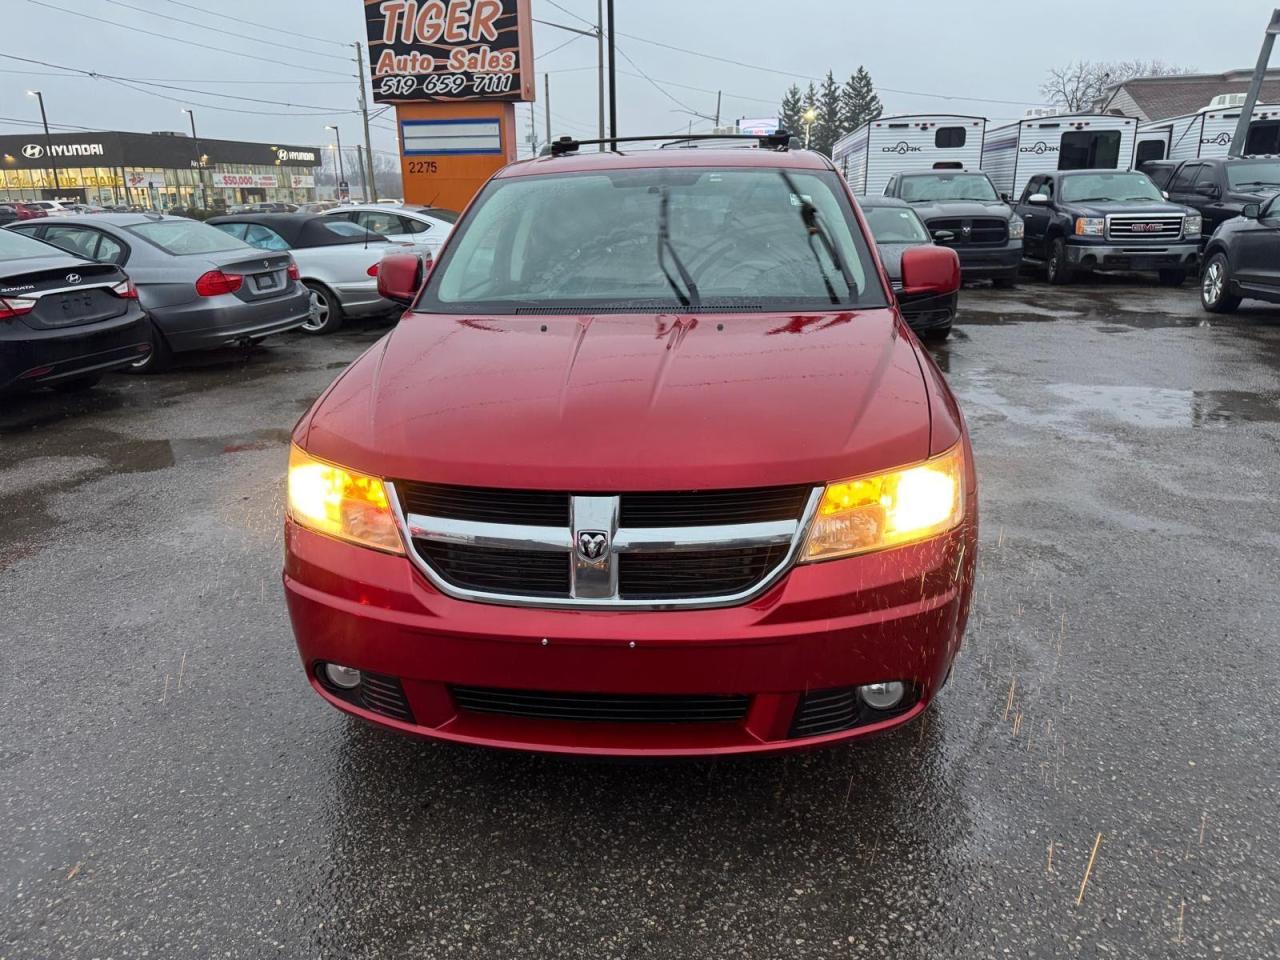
xmin=321 ymin=203 xmax=455 ymax=257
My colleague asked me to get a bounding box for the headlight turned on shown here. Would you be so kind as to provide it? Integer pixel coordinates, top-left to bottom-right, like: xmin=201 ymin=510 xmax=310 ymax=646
xmin=801 ymin=444 xmax=966 ymax=562
xmin=287 ymin=445 xmax=404 ymax=554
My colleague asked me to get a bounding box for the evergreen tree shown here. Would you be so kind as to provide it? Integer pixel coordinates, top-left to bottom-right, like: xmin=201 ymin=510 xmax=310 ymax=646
xmin=814 ymin=71 xmax=843 ymax=156
xmin=779 ymin=84 xmax=804 ymax=139
xmin=839 ymin=66 xmax=883 ymax=133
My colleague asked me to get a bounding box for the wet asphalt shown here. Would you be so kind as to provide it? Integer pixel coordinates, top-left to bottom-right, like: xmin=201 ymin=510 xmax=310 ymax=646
xmin=2 ymin=279 xmax=1279 ymax=959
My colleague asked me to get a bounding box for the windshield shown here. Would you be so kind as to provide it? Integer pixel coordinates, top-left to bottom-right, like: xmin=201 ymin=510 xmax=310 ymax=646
xmin=0 ymin=228 xmax=68 ymax=262
xmin=898 ymin=173 xmax=999 ymax=202
xmin=124 ymin=220 xmax=252 ymax=256
xmin=1226 ymin=160 xmax=1280 ymax=190
xmin=1060 ymin=172 xmax=1163 ymax=203
xmin=421 ymin=167 xmax=883 ymax=314
xmin=419 ymin=167 xmax=880 ymax=313
xmin=862 ymin=205 xmax=931 ymax=243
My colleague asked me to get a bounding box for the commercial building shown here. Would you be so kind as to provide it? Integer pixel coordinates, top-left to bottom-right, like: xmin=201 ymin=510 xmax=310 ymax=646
xmin=1093 ymin=68 xmax=1280 ymax=123
xmin=0 ymin=129 xmax=321 ymax=209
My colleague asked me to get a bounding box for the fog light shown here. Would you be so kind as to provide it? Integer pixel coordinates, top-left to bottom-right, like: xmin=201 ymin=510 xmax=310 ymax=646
xmin=859 ymin=681 xmax=905 ymax=711
xmin=324 ymin=663 xmax=362 ymax=690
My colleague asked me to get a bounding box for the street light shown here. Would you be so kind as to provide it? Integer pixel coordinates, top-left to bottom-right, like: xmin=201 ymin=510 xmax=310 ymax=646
xmin=802 ymin=107 xmax=819 ymax=149
xmin=27 ymin=90 xmax=61 ymax=195
xmin=181 ymin=108 xmax=208 ymax=210
xmin=325 ymin=124 xmax=346 ymax=201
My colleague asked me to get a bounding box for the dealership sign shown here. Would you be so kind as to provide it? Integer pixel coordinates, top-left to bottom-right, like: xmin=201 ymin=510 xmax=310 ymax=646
xmin=19 ymin=141 xmax=107 ymax=160
xmin=365 ymin=0 xmax=535 ymax=103
xmin=211 ymin=173 xmax=280 ymax=188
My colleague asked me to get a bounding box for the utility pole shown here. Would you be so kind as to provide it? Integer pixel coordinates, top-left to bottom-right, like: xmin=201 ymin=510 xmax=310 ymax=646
xmin=182 ymin=108 xmax=207 ymax=209
xmin=606 ymin=0 xmax=617 ymax=143
xmin=27 ymin=90 xmax=60 ymax=195
xmin=597 ymin=0 xmax=606 ymax=149
xmin=544 ymin=74 xmax=552 ymax=145
xmin=326 ymin=125 xmax=346 ymax=200
xmin=1231 ymin=8 xmax=1280 ymax=157
xmin=715 ymin=90 xmax=722 ymax=129
xmin=354 ymin=41 xmax=379 ymax=201
xmin=528 ymin=104 xmax=539 ymax=156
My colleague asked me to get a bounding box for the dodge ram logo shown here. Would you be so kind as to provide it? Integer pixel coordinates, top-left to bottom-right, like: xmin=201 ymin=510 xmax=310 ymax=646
xmin=577 ymin=531 xmax=609 ymax=561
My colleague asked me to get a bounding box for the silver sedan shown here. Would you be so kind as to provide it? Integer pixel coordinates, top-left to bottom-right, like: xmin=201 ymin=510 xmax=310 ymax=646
xmin=208 ymin=213 xmax=403 ymax=334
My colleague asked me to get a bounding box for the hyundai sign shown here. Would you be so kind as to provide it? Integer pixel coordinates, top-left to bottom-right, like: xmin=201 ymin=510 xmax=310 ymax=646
xmin=365 ymin=0 xmax=535 ymax=103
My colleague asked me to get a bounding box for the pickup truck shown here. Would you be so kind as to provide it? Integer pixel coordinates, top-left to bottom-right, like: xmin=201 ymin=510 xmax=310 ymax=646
xmin=1141 ymin=156 xmax=1280 ymax=240
xmin=883 ymin=170 xmax=1023 ymax=287
xmin=282 ymin=138 xmax=978 ymax=758
xmin=1014 ymin=169 xmax=1201 ymax=284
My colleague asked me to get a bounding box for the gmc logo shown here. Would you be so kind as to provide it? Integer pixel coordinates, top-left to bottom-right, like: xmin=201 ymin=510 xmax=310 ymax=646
xmin=1131 ymin=223 xmax=1162 ymax=232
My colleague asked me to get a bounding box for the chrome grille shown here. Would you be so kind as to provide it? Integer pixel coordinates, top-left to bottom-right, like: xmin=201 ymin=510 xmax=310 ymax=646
xmin=391 ymin=482 xmax=822 ymax=609
xmin=1105 ymin=214 xmax=1184 ymax=242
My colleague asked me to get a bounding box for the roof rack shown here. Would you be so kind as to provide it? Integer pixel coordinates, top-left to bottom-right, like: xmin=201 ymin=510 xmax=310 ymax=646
xmin=548 ymin=130 xmax=793 ymax=157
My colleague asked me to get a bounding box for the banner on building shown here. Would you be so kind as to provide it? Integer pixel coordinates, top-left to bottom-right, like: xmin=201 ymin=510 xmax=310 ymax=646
xmin=365 ymin=0 xmax=535 ymax=103
xmin=211 ymin=173 xmax=281 ymax=188
xmin=290 ymin=174 xmax=316 ymax=189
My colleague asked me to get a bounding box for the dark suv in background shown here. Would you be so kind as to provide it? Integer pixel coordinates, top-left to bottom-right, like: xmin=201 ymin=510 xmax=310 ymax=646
xmin=882 ymin=170 xmax=1023 ymax=287
xmin=1141 ymin=157 xmax=1280 ymax=240
xmin=1014 ymin=169 xmax=1201 ymax=285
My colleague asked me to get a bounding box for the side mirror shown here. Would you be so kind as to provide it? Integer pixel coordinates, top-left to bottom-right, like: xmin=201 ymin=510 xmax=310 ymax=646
xmin=376 ymin=251 xmax=430 ymax=306
xmin=1162 ymin=190 xmax=1170 ymax=200
xmin=999 ymin=192 xmax=1010 ymax=203
xmin=1196 ymin=184 xmax=1220 ymax=198
xmin=1243 ymin=202 xmax=1261 ymax=220
xmin=932 ymin=229 xmax=956 ymax=243
xmin=900 ymin=245 xmax=961 ymax=298
xmin=1027 ymin=194 xmax=1049 ymax=205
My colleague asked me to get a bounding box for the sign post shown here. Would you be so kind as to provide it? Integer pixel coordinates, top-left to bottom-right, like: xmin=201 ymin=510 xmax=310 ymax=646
xmin=363 ymin=0 xmax=535 ymax=211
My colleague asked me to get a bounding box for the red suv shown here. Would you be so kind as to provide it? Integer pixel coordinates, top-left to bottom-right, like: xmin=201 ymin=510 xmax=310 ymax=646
xmin=284 ymin=136 xmax=975 ymax=757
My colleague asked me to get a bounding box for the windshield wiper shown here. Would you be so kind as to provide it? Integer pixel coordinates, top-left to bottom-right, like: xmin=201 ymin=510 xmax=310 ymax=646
xmin=778 ymin=170 xmax=857 ymax=305
xmin=1070 ymin=196 xmax=1120 ymax=202
xmin=656 ymin=187 xmax=700 ymax=310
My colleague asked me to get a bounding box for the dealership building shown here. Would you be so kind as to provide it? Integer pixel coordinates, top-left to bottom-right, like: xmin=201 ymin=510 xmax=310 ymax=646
xmin=0 ymin=129 xmax=322 ymax=208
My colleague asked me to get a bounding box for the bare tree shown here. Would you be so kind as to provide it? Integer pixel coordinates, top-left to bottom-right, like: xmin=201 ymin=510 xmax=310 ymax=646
xmin=1040 ymin=60 xmax=1196 ymax=111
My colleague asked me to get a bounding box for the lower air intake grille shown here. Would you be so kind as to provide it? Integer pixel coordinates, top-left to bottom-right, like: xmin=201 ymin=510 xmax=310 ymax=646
xmin=618 ymin=544 xmax=790 ymax=600
xmin=359 ymin=672 xmax=414 ymax=723
xmin=451 ymin=686 xmax=750 ymax=724
xmin=790 ymin=687 xmax=861 ymax=737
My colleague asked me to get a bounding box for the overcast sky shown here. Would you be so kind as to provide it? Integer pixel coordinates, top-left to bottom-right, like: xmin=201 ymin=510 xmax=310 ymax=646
xmin=1 ymin=0 xmax=1274 ymax=168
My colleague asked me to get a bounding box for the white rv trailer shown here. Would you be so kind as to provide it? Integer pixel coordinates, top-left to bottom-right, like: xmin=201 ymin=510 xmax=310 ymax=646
xmin=1136 ymin=95 xmax=1280 ymax=165
xmin=832 ymin=115 xmax=986 ymax=196
xmin=981 ymin=114 xmax=1138 ymax=200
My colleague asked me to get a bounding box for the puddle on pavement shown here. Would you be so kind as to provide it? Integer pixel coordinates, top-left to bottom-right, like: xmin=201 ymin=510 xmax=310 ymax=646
xmin=961 ymin=374 xmax=1280 ymax=431
xmin=0 ymin=426 xmax=293 ymax=569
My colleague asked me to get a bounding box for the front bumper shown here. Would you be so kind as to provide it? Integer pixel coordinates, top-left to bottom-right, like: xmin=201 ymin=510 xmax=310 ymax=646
xmin=152 ymin=282 xmax=311 ymax=353
xmin=898 ymin=290 xmax=957 ymax=333
xmin=953 ymin=242 xmax=1022 ymax=280
xmin=283 ymin=512 xmax=976 ymax=757
xmin=1065 ymin=241 xmax=1200 ymax=273
xmin=0 ymin=305 xmax=152 ymax=391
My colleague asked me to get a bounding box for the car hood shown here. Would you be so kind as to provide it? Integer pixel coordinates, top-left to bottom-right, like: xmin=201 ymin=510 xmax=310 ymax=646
xmin=301 ymin=310 xmax=932 ymax=491
xmin=1068 ymin=200 xmax=1191 ymax=216
xmin=905 ymin=199 xmax=1012 ymax=222
xmin=873 ymin=242 xmax=929 ymax=283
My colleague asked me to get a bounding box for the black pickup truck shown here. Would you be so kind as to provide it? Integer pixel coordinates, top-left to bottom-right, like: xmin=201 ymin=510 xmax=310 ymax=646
xmin=882 ymin=170 xmax=1023 ymax=287
xmin=1013 ymin=169 xmax=1201 ymax=285
xmin=1140 ymin=156 xmax=1280 ymax=240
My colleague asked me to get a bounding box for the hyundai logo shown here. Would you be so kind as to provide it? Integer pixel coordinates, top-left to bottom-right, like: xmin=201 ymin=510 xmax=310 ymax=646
xmin=22 ymin=143 xmax=44 ymax=159
xmin=65 ymin=273 xmax=82 ymax=284
xmin=577 ymin=531 xmax=609 ymax=561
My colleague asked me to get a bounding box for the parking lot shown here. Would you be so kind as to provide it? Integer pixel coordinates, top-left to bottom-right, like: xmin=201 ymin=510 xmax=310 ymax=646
xmin=2 ymin=279 xmax=1279 ymax=958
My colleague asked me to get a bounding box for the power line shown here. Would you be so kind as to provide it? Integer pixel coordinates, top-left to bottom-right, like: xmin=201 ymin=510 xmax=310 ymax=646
xmin=0 ymin=54 xmax=360 ymax=116
xmin=613 ymin=44 xmax=699 ymax=116
xmin=541 ymin=33 xmax=586 ymax=58
xmin=100 ymin=0 xmax=349 ymax=61
xmin=23 ymin=0 xmax=353 ymax=78
xmin=159 ymin=0 xmax=351 ymax=49
xmin=0 ymin=69 xmax=350 ymax=84
xmin=543 ymin=0 xmax=596 ymax=28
